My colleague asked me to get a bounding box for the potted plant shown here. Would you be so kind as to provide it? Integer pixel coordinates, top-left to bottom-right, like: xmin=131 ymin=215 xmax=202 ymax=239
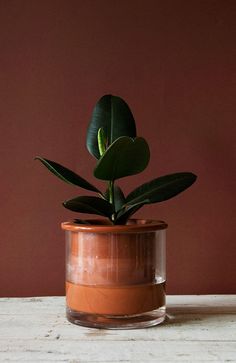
xmin=35 ymin=94 xmax=197 ymax=329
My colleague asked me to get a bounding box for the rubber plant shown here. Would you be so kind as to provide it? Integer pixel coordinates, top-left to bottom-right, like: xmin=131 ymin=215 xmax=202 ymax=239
xmin=35 ymin=95 xmax=197 ymax=224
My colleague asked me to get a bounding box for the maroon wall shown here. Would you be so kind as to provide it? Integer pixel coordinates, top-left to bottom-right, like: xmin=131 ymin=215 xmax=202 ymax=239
xmin=0 ymin=0 xmax=235 ymax=296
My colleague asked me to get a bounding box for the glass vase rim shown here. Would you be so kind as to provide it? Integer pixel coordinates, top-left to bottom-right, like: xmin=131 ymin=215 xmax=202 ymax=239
xmin=61 ymin=218 xmax=167 ymax=233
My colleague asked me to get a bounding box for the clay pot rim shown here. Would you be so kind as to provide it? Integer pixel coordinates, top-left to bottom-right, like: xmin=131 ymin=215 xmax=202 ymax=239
xmin=61 ymin=218 xmax=167 ymax=233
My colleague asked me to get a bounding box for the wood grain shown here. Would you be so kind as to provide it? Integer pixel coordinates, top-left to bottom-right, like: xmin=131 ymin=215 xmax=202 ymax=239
xmin=0 ymin=295 xmax=236 ymax=362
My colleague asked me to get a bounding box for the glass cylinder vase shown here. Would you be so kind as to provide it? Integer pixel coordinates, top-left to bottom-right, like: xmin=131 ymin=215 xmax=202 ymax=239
xmin=62 ymin=219 xmax=167 ymax=329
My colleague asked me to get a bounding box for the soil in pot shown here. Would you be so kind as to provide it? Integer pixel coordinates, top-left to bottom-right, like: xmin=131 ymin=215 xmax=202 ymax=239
xmin=62 ymin=219 xmax=167 ymax=329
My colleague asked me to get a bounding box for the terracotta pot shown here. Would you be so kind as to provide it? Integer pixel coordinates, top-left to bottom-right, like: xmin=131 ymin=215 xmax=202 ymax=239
xmin=61 ymin=219 xmax=167 ymax=329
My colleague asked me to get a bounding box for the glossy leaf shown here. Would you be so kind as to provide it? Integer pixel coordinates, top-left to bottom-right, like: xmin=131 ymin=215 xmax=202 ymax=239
xmin=94 ymin=136 xmax=150 ymax=180
xmin=103 ymin=185 xmax=125 ymax=210
xmin=86 ymin=95 xmax=136 ymax=159
xmin=103 ymin=188 xmax=110 ymax=201
xmin=115 ymin=202 xmax=145 ymax=225
xmin=63 ymin=196 xmax=113 ymax=217
xmin=35 ymin=157 xmax=100 ymax=193
xmin=126 ymin=172 xmax=197 ymax=205
xmin=113 ymin=185 xmax=126 ymax=212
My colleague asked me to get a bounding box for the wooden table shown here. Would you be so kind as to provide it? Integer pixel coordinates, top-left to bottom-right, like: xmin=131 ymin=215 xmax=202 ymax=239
xmin=0 ymin=295 xmax=236 ymax=362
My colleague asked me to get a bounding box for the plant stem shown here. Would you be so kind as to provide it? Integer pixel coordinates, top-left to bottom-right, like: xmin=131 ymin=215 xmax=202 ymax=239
xmin=108 ymin=180 xmax=115 ymax=223
xmin=108 ymin=180 xmax=113 ymax=203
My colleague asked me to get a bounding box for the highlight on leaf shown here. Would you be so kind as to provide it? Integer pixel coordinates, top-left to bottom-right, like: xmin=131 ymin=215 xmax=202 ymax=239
xmin=97 ymin=128 xmax=107 ymax=157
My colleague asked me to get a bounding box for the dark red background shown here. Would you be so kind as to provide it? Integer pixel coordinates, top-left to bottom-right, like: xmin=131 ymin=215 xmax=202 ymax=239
xmin=0 ymin=0 xmax=235 ymax=296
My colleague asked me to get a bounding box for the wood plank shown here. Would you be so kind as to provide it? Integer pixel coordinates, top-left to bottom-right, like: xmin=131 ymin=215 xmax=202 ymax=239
xmin=0 ymin=295 xmax=236 ymax=362
xmin=1 ymin=340 xmax=236 ymax=362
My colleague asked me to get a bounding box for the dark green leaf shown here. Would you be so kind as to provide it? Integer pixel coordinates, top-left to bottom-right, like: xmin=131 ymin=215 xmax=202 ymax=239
xmin=35 ymin=157 xmax=100 ymax=193
xmin=103 ymin=188 xmax=110 ymax=201
xmin=126 ymin=172 xmax=197 ymax=205
xmin=94 ymin=137 xmax=150 ymax=180
xmin=63 ymin=196 xmax=114 ymax=217
xmin=115 ymin=203 xmax=145 ymax=225
xmin=86 ymin=95 xmax=136 ymax=159
xmin=103 ymin=185 xmax=125 ymax=210
xmin=113 ymin=185 xmax=126 ymax=212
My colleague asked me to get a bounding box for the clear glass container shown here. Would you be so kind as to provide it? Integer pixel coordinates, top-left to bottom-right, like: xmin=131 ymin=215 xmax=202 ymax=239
xmin=62 ymin=219 xmax=167 ymax=329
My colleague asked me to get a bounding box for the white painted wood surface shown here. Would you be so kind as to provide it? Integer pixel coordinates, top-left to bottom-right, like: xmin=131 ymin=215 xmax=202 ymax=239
xmin=0 ymin=295 xmax=236 ymax=362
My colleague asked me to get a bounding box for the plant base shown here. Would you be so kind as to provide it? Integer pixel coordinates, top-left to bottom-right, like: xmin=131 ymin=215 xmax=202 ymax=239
xmin=66 ymin=306 xmax=166 ymax=329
